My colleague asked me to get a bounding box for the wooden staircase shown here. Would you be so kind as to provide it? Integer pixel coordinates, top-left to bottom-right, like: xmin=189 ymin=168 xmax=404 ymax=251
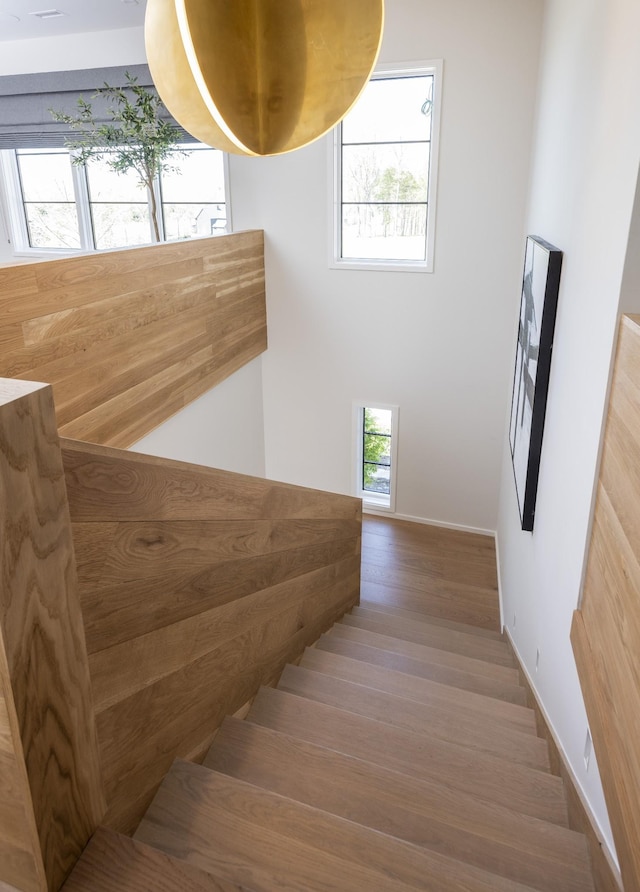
xmin=63 ymin=599 xmax=596 ymax=891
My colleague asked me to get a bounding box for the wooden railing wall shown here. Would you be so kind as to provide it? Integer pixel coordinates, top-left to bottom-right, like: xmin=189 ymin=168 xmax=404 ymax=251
xmin=62 ymin=438 xmax=361 ymax=834
xmin=0 ymin=382 xmax=361 ymax=890
xmin=0 ymin=231 xmax=266 ymax=447
xmin=0 ymin=381 xmax=104 ymax=892
xmin=571 ymin=314 xmax=640 ymax=892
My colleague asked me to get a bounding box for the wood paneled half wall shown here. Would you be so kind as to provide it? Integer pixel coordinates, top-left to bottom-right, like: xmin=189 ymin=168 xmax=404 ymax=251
xmin=571 ymin=314 xmax=640 ymax=892
xmin=0 ymin=231 xmax=266 ymax=447
xmin=61 ymin=437 xmax=362 ymax=836
xmin=0 ymin=381 xmax=104 ymax=892
xmin=0 ymin=379 xmax=360 ymax=890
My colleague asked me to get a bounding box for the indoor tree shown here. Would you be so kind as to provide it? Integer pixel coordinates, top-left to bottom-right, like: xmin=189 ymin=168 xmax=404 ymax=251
xmin=51 ymin=72 xmax=184 ymax=242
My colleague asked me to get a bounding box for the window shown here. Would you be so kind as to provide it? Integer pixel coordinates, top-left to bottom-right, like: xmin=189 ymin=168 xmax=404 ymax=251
xmin=354 ymin=404 xmax=399 ymax=511
xmin=332 ymin=62 xmax=441 ymax=272
xmin=161 ymin=145 xmax=227 ymax=239
xmin=0 ymin=143 xmax=230 ymax=254
xmin=15 ymin=149 xmax=81 ymax=250
xmin=86 ymin=153 xmax=152 ymax=250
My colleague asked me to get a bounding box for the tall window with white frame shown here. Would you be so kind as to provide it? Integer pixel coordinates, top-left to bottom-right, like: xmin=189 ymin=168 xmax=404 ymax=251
xmin=1 ymin=142 xmax=229 ymax=254
xmin=333 ymin=62 xmax=441 ymax=272
xmin=355 ymin=404 xmax=398 ymax=512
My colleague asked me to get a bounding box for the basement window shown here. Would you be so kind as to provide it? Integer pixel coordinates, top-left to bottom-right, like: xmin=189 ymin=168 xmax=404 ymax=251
xmin=354 ymin=404 xmax=398 ymax=511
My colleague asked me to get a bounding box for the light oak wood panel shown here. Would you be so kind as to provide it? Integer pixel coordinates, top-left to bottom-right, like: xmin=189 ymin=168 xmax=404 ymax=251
xmin=571 ymin=315 xmax=640 ymax=892
xmin=206 ymin=717 xmax=592 ymax=892
xmin=60 ymin=437 xmax=361 ymax=835
xmin=0 ymin=232 xmax=267 ymax=447
xmin=248 ymin=687 xmax=569 ymax=825
xmin=89 ymin=558 xmax=359 ymax=711
xmin=0 ymin=381 xmax=104 ymax=892
xmin=62 ymin=438 xmax=360 ymax=522
xmin=137 ymin=759 xmax=540 ymax=892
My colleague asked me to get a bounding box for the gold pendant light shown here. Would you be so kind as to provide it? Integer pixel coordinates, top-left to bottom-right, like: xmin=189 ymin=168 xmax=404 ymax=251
xmin=145 ymin=0 xmax=384 ymax=156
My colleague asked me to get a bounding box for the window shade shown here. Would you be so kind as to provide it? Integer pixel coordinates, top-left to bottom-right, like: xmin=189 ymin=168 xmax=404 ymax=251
xmin=0 ymin=64 xmax=197 ymax=149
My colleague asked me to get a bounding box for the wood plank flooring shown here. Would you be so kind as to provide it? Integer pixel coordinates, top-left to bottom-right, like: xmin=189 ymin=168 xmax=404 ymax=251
xmin=64 ymin=514 xmax=596 ymax=892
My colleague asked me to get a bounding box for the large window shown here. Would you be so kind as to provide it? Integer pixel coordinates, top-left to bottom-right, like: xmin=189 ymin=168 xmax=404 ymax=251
xmin=0 ymin=143 xmax=229 ymax=254
xmin=333 ymin=62 xmax=441 ymax=272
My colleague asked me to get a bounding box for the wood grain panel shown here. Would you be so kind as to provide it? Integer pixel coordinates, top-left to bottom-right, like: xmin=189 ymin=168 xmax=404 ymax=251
xmin=62 ymin=438 xmax=361 ymax=522
xmin=0 ymin=231 xmax=267 ymax=447
xmin=572 ymin=314 xmax=640 ymax=892
xmin=0 ymin=381 xmax=104 ymax=892
xmin=61 ymin=437 xmax=361 ymax=835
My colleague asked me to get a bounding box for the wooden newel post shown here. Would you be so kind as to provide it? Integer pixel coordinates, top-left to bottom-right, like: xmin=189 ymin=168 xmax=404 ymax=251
xmin=0 ymin=380 xmax=104 ymax=892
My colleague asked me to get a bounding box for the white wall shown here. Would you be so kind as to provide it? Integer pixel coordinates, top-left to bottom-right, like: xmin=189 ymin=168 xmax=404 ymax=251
xmin=131 ymin=357 xmax=266 ymax=477
xmin=230 ymin=0 xmax=543 ymax=532
xmin=496 ymin=0 xmax=640 ymax=861
xmin=0 ymin=26 xmax=146 ymax=75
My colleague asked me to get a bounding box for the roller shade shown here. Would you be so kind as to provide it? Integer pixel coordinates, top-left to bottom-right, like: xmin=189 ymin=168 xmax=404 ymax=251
xmin=0 ymin=64 xmax=197 ymax=149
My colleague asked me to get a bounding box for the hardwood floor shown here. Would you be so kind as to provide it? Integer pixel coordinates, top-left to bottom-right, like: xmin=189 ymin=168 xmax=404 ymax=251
xmin=63 ymin=513 xmax=598 ymax=892
xmin=361 ymin=514 xmax=501 ymax=630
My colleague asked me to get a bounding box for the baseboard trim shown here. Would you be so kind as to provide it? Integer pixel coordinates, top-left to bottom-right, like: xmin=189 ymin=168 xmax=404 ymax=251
xmin=494 ymin=532 xmax=506 ymax=633
xmin=362 ymin=507 xmax=495 ymax=538
xmin=505 ymin=628 xmax=622 ymax=892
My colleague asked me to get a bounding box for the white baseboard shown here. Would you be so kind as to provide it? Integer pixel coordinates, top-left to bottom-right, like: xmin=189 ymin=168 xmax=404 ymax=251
xmin=494 ymin=532 xmax=506 ymax=632
xmin=362 ymin=506 xmax=495 ymax=538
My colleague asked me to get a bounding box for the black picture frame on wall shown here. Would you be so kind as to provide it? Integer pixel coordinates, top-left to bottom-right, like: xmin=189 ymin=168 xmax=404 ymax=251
xmin=509 ymin=235 xmax=563 ymax=532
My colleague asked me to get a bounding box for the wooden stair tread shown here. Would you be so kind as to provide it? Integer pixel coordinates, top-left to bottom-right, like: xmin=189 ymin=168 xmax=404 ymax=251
xmin=61 ymin=827 xmax=250 ymax=892
xmin=357 ymin=599 xmax=504 ymax=639
xmin=360 ymin=577 xmax=500 ymax=632
xmin=316 ymin=632 xmax=528 ymax=705
xmin=328 ymin=622 xmax=521 ymax=683
xmin=339 ymin=612 xmax=516 ymax=667
xmin=137 ymin=759 xmax=542 ymax=892
xmin=204 ymin=717 xmax=593 ymax=892
xmin=278 ymin=664 xmax=548 ymax=770
xmin=299 ymin=646 xmax=536 ymax=735
xmin=247 ymin=686 xmax=569 ymax=825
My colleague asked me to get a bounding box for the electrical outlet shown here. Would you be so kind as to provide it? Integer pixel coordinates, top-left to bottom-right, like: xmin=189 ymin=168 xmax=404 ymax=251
xmin=584 ymin=729 xmax=592 ymax=770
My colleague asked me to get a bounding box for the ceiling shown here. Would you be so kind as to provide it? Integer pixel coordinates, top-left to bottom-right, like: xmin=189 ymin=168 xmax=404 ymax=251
xmin=0 ymin=0 xmax=146 ymax=41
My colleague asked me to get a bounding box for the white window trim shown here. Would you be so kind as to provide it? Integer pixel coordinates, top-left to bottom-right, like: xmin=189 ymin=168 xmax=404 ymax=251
xmin=330 ymin=59 xmax=443 ymax=274
xmin=353 ymin=402 xmax=399 ymax=513
xmin=0 ymin=145 xmax=232 ymax=258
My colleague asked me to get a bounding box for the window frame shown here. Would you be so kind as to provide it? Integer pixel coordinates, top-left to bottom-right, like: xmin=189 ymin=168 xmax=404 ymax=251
xmin=353 ymin=402 xmax=399 ymax=513
xmin=0 ymin=144 xmax=232 ymax=257
xmin=330 ymin=60 xmax=442 ymax=274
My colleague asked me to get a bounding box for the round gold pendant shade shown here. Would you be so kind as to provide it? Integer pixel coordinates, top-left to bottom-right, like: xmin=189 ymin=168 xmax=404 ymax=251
xmin=145 ymin=0 xmax=384 ymax=156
